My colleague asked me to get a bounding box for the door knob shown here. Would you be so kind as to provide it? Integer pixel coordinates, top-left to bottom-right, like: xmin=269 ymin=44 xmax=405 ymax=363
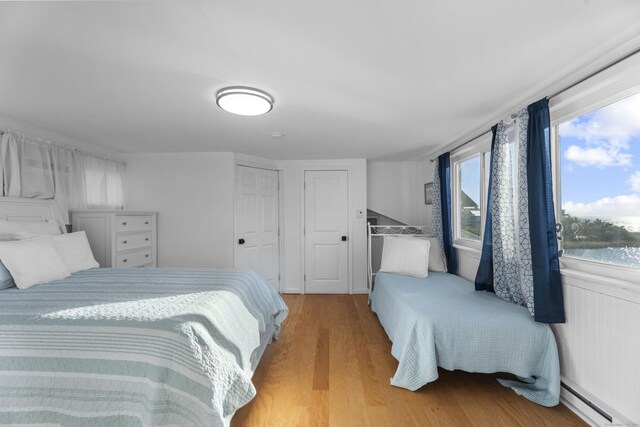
xmin=238 ymin=238 xmax=245 ymax=245
xmin=341 ymin=236 xmax=348 ymax=241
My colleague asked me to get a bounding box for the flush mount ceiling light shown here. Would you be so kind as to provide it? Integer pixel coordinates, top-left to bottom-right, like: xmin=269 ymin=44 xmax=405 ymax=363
xmin=216 ymin=86 xmax=274 ymax=116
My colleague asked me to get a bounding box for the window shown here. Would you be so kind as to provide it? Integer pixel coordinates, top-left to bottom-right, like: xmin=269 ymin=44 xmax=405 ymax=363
xmin=557 ymin=92 xmax=640 ymax=269
xmin=452 ymin=138 xmax=491 ymax=248
xmin=458 ymin=156 xmax=482 ymax=241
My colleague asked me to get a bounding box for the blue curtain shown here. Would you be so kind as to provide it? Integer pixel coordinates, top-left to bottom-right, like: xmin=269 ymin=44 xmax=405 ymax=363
xmin=527 ymin=99 xmax=565 ymax=323
xmin=474 ymin=125 xmax=497 ymax=292
xmin=438 ymin=153 xmax=457 ymax=274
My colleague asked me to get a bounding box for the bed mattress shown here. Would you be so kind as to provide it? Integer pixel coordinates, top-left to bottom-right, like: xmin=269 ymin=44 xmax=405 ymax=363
xmin=370 ymin=271 xmax=560 ymax=406
xmin=0 ymin=268 xmax=288 ymax=426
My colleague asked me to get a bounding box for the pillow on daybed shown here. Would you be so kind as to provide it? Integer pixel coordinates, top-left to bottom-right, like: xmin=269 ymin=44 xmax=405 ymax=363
xmin=51 ymin=231 xmax=99 ymax=273
xmin=380 ymin=235 xmax=431 ymax=278
xmin=0 ymin=219 xmax=63 ymax=238
xmin=0 ymin=235 xmax=71 ymax=289
xmin=424 ymin=237 xmax=447 ymax=272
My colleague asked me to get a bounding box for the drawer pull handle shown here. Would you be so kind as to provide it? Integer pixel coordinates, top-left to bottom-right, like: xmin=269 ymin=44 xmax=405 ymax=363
xmin=145 ymin=254 xmax=149 ymax=258
xmin=145 ymin=238 xmax=149 ymax=241
xmin=123 ymin=240 xmax=128 ymax=244
xmin=122 ymin=221 xmax=127 ymax=226
xmin=145 ymin=221 xmax=149 ymax=225
xmin=123 ymin=259 xmax=128 ymax=263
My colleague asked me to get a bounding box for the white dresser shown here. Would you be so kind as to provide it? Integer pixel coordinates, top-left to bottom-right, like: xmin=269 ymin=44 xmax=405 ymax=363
xmin=71 ymin=210 xmax=158 ymax=268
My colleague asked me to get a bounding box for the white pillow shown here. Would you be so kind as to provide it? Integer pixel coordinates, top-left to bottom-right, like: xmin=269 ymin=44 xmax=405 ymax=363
xmin=0 ymin=219 xmax=62 ymax=238
xmin=0 ymin=235 xmax=71 ymax=289
xmin=51 ymin=231 xmax=99 ymax=273
xmin=379 ymin=236 xmax=431 ymax=278
xmin=424 ymin=237 xmax=447 ymax=272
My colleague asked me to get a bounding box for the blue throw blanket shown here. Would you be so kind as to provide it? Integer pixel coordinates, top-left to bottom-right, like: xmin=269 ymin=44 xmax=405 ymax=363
xmin=0 ymin=268 xmax=288 ymax=426
xmin=371 ymin=272 xmax=560 ymax=406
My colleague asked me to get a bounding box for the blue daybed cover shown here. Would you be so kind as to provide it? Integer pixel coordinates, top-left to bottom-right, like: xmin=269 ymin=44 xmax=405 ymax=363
xmin=0 ymin=268 xmax=288 ymax=426
xmin=371 ymin=272 xmax=560 ymax=406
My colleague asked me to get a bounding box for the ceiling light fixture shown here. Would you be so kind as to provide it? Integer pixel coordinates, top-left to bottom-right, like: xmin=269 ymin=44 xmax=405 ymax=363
xmin=216 ymin=86 xmax=274 ymax=116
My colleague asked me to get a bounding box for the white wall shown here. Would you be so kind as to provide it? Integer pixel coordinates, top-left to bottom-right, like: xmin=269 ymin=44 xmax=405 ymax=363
xmin=278 ymin=159 xmax=367 ymax=294
xmin=125 ymin=152 xmax=235 ymax=269
xmin=367 ymin=160 xmax=434 ymax=229
xmin=422 ymin=161 xmax=435 ymax=229
xmin=124 ymin=152 xmax=368 ymax=295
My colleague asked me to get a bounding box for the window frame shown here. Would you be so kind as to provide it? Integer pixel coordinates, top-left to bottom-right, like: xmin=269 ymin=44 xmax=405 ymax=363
xmin=549 ymin=53 xmax=640 ymax=285
xmin=451 ymin=134 xmax=492 ymax=252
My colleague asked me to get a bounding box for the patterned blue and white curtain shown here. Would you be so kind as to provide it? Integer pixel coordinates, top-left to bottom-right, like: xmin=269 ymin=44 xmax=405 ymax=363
xmin=484 ymin=108 xmax=534 ymax=312
xmin=432 ymin=158 xmax=444 ymax=265
xmin=475 ymin=99 xmax=565 ymax=323
xmin=432 ymin=153 xmax=457 ymax=274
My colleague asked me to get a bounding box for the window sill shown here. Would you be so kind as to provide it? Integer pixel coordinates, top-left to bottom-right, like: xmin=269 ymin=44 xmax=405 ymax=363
xmin=453 ymin=245 xmax=640 ymax=302
xmin=453 ymin=242 xmax=482 ymax=256
xmin=560 ymin=258 xmax=640 ymax=304
xmin=451 ymin=248 xmax=640 ymax=303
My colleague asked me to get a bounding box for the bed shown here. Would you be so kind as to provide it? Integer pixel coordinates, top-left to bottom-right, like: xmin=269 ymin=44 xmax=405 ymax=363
xmin=0 ymin=198 xmax=288 ymax=426
xmin=368 ymin=225 xmax=560 ymax=407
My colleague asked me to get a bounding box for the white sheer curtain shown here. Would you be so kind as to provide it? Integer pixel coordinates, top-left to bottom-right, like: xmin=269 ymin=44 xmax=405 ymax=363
xmin=50 ymin=144 xmax=87 ymax=220
xmin=0 ymin=129 xmax=125 ymax=223
xmin=1 ymin=131 xmax=55 ymax=199
xmin=84 ymin=155 xmax=125 ymax=209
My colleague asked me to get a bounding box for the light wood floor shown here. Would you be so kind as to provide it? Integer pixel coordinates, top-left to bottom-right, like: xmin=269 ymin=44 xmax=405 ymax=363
xmin=233 ymin=294 xmax=585 ymax=427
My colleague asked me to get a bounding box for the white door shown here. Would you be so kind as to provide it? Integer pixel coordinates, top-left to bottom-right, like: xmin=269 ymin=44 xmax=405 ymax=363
xmin=235 ymin=166 xmax=279 ymax=289
xmin=304 ymin=170 xmax=349 ymax=294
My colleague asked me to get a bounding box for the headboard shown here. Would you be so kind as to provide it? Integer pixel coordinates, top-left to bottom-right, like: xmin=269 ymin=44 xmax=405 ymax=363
xmin=0 ymin=197 xmax=67 ymax=233
xmin=367 ymin=223 xmax=432 ymax=297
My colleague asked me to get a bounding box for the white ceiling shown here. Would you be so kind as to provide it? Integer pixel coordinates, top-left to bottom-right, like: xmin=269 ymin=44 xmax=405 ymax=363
xmin=1 ymin=1 xmax=639 ymax=160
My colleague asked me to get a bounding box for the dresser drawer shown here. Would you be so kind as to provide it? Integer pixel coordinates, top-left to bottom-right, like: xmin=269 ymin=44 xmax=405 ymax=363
xmin=116 ymin=215 xmax=153 ymax=233
xmin=116 ymin=232 xmax=153 ymax=252
xmin=116 ymin=248 xmax=153 ymax=268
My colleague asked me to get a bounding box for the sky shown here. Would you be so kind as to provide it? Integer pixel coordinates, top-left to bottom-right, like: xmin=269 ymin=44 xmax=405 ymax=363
xmin=460 ymin=155 xmax=480 ymax=205
xmin=560 ymin=91 xmax=640 ymax=219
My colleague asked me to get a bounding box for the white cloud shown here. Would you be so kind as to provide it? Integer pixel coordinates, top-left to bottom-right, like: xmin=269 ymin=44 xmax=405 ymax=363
xmin=560 ymin=93 xmax=640 ymax=168
xmin=630 ymin=171 xmax=640 ymax=193
xmin=563 ymin=194 xmax=640 ymax=217
xmin=564 ymin=144 xmax=632 ymax=167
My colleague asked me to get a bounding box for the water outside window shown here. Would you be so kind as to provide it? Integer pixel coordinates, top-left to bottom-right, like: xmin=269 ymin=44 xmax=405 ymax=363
xmin=558 ymin=92 xmax=640 ymax=268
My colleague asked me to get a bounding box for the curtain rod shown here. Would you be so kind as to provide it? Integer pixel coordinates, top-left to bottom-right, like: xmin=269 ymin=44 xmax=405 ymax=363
xmin=0 ymin=128 xmax=125 ymax=164
xmin=429 ymin=46 xmax=640 ymax=163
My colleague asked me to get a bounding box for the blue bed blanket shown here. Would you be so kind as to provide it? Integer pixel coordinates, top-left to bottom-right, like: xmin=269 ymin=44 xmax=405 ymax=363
xmin=370 ymin=272 xmax=560 ymax=406
xmin=0 ymin=268 xmax=288 ymax=427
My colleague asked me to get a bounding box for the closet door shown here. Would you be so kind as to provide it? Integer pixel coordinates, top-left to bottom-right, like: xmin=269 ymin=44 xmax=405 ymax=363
xmin=235 ymin=166 xmax=279 ymax=289
xmin=304 ymin=170 xmax=349 ymax=294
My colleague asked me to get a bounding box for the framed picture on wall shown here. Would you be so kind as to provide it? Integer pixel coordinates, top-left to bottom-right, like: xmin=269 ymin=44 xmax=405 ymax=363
xmin=424 ymin=182 xmax=433 ymax=205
